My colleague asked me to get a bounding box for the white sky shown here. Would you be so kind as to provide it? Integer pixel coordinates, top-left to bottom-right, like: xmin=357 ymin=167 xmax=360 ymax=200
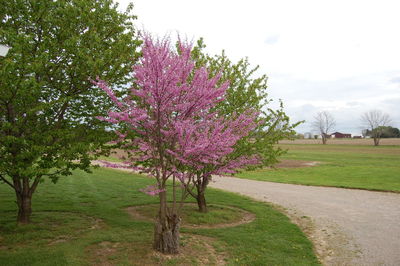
xmin=118 ymin=0 xmax=400 ymax=134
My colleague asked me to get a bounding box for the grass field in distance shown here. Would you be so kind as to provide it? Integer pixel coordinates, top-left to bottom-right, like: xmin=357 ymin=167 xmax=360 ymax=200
xmin=238 ymin=139 xmax=400 ymax=192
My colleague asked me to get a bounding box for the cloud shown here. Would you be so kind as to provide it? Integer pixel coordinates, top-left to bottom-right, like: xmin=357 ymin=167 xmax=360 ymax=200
xmin=390 ymin=77 xmax=400 ymax=84
xmin=264 ymin=71 xmax=400 ymax=134
xmin=264 ymin=34 xmax=280 ymax=45
xmin=119 ymin=0 xmax=400 ymax=133
xmin=346 ymin=101 xmax=362 ymax=107
xmin=381 ymin=97 xmax=400 ymax=127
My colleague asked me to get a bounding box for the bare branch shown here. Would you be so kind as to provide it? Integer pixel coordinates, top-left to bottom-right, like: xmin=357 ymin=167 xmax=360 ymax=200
xmin=360 ymin=110 xmax=392 ymax=146
xmin=361 ymin=110 xmax=392 ymax=129
xmin=29 ymin=176 xmax=42 ymax=196
xmin=311 ymin=111 xmax=336 ymax=144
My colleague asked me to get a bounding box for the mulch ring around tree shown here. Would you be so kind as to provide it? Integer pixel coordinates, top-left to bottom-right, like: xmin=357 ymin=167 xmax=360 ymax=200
xmin=125 ymin=203 xmax=256 ymax=229
xmin=86 ymin=234 xmax=228 ymax=265
xmin=47 ymin=215 xmax=105 ymax=246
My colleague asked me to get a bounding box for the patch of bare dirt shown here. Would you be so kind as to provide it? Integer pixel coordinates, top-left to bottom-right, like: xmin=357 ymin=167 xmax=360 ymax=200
xmin=125 ymin=204 xmax=255 ymax=229
xmin=48 ymin=235 xmax=72 ymax=246
xmin=89 ymin=218 xmax=105 ymax=230
xmin=153 ymin=234 xmax=227 ymax=265
xmin=0 ymin=236 xmax=7 ymax=251
xmin=94 ymin=158 xmax=320 ymax=171
xmin=109 ymin=149 xmax=129 ymax=160
xmin=48 ymin=216 xmax=105 ymax=246
xmin=274 ymin=159 xmax=319 ymax=168
xmin=87 ymin=241 xmax=122 ymax=266
xmin=86 ymin=234 xmax=227 ymax=266
xmin=279 ymin=138 xmax=400 ymax=145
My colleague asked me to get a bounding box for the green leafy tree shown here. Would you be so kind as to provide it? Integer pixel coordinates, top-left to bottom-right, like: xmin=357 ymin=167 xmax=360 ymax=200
xmin=186 ymin=39 xmax=299 ymax=212
xmin=376 ymin=126 xmax=400 ymax=138
xmin=0 ymin=0 xmax=140 ymax=224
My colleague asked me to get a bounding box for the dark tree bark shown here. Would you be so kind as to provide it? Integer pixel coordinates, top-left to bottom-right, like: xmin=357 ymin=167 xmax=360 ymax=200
xmin=16 ymin=192 xmax=32 ymax=224
xmin=196 ymin=191 xmax=208 ymax=213
xmin=194 ymin=175 xmax=210 ymax=213
xmin=6 ymin=175 xmax=40 ymax=224
xmin=153 ymin=215 xmax=180 ymax=254
xmin=153 ymin=191 xmax=180 ymax=254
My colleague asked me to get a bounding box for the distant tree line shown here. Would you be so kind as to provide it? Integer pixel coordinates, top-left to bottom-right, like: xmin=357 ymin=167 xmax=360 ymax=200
xmin=296 ymin=109 xmax=398 ymax=146
xmin=362 ymin=127 xmax=400 ymax=138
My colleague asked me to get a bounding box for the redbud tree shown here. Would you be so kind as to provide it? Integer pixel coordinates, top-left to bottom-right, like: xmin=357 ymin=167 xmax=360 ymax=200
xmin=182 ymin=39 xmax=300 ymax=212
xmin=94 ymin=35 xmax=260 ymax=254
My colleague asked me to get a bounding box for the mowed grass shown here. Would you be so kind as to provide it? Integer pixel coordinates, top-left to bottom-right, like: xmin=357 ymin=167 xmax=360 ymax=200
xmin=0 ymin=167 xmax=319 ymax=265
xmin=133 ymin=204 xmax=244 ymax=226
xmin=238 ymin=144 xmax=400 ymax=192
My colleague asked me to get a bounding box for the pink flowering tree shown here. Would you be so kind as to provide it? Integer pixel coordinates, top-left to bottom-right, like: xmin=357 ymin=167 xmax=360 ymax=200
xmin=169 ymin=111 xmax=261 ymax=212
xmin=94 ymin=35 xmax=260 ymax=254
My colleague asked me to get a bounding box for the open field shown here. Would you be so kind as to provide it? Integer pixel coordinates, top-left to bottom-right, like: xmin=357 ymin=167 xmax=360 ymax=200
xmin=279 ymin=138 xmax=400 ymax=145
xmin=0 ymin=168 xmax=319 ymax=265
xmin=238 ymin=143 xmax=400 ymax=192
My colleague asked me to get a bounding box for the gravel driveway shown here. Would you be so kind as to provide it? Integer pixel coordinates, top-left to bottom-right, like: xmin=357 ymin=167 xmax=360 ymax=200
xmin=209 ymin=176 xmax=400 ymax=266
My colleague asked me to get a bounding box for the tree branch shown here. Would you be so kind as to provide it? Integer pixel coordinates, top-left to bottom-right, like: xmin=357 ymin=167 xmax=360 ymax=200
xmin=29 ymin=175 xmax=42 ymax=196
xmin=0 ymin=174 xmax=15 ymax=189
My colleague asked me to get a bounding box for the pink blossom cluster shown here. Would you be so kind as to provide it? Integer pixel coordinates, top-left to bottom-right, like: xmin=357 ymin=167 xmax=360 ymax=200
xmin=97 ymin=160 xmax=133 ymax=170
xmin=139 ymin=185 xmax=166 ymax=196
xmin=94 ymin=34 xmax=261 ymax=195
xmin=168 ymin=110 xmax=261 ymax=173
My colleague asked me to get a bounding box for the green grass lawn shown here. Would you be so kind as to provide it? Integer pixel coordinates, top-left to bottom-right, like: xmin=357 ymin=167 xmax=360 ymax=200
xmin=133 ymin=203 xmax=245 ymax=227
xmin=0 ymin=167 xmax=319 ymax=265
xmin=238 ymin=144 xmax=400 ymax=192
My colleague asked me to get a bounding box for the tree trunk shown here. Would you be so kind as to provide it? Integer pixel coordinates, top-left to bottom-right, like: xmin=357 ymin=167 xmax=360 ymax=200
xmin=322 ymin=137 xmax=327 ymax=144
xmin=195 ymin=176 xmax=209 ymax=213
xmin=16 ymin=192 xmax=32 ymax=224
xmin=373 ymin=137 xmax=380 ymax=146
xmin=196 ymin=191 xmax=208 ymax=213
xmin=12 ymin=175 xmax=40 ymax=225
xmin=153 ymin=191 xmax=180 ymax=254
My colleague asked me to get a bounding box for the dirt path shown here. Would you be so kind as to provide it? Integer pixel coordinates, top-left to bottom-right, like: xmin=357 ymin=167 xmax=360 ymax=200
xmin=209 ymin=176 xmax=400 ymax=266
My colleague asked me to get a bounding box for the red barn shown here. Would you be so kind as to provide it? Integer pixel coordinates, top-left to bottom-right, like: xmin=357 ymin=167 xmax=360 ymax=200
xmin=331 ymin=132 xmax=352 ymax=138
